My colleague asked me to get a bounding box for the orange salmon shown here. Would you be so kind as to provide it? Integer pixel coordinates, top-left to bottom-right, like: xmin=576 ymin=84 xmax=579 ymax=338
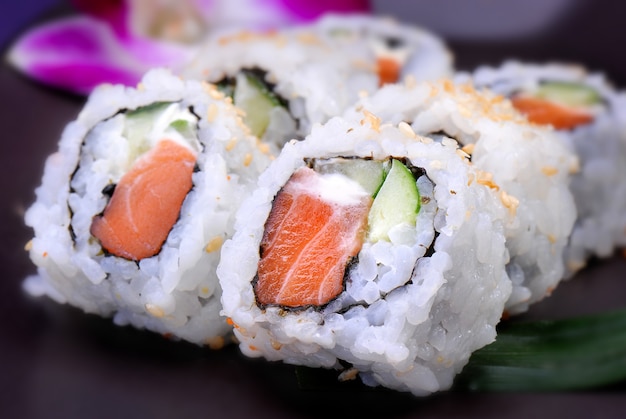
xmin=377 ymin=56 xmax=401 ymax=86
xmin=90 ymin=139 xmax=196 ymax=261
xmin=255 ymin=166 xmax=371 ymax=308
xmin=511 ymin=95 xmax=594 ymax=130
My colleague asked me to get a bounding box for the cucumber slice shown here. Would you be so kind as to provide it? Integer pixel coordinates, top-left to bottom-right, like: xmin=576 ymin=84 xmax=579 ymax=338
xmin=313 ymin=158 xmax=388 ymax=197
xmin=123 ymin=102 xmax=172 ymax=162
xmin=233 ymin=72 xmax=282 ymax=137
xmin=367 ymin=159 xmax=420 ymax=242
xmin=123 ymin=102 xmax=198 ymax=166
xmin=535 ymin=81 xmax=602 ymax=107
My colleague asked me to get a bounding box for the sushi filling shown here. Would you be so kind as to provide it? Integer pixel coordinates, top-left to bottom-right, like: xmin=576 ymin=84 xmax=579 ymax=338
xmin=326 ymin=26 xmax=409 ymax=85
xmin=371 ymin=35 xmax=411 ymax=85
xmin=254 ymin=157 xmax=430 ymax=310
xmin=70 ymin=102 xmax=201 ymax=261
xmin=215 ymin=68 xmax=297 ymax=141
xmin=511 ymin=81 xmax=602 ymax=130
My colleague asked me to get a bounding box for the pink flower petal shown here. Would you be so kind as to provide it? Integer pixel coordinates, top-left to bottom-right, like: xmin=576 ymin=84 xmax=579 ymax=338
xmin=70 ymin=0 xmax=130 ymax=38
xmin=277 ymin=0 xmax=370 ymax=21
xmin=7 ymin=15 xmax=193 ymax=94
xmin=8 ymin=0 xmax=371 ymax=94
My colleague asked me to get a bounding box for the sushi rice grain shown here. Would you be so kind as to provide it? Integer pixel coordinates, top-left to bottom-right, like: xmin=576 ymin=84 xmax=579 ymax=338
xmin=24 ymin=69 xmax=272 ymax=346
xmin=218 ymin=112 xmax=512 ymax=395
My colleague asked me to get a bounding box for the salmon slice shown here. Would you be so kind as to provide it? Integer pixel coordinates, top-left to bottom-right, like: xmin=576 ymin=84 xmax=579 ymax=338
xmin=255 ymin=166 xmax=372 ymax=308
xmin=90 ymin=139 xmax=196 ymax=261
xmin=511 ymin=95 xmax=594 ymax=130
xmin=377 ymin=56 xmax=401 ymax=86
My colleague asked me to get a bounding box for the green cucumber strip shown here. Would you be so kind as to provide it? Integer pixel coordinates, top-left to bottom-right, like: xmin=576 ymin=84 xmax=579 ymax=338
xmin=126 ymin=101 xmax=171 ymax=118
xmin=233 ymin=71 xmax=282 ymax=137
xmin=123 ymin=102 xmax=198 ymax=166
xmin=169 ymin=119 xmax=189 ymax=131
xmin=124 ymin=102 xmax=172 ymax=159
xmin=313 ymin=158 xmax=389 ymax=197
xmin=367 ymin=159 xmax=420 ymax=242
xmin=454 ymin=307 xmax=626 ymax=392
xmin=169 ymin=119 xmax=196 ymax=139
xmin=535 ymin=81 xmax=602 ymax=107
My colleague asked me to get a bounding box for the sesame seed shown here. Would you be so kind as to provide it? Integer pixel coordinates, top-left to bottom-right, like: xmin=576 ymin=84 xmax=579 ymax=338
xmin=205 ymin=336 xmax=225 ymax=350
xmin=205 ymin=236 xmax=224 ymax=253
xmin=206 ymin=103 xmax=218 ymax=122
xmin=541 ymin=166 xmax=558 ymax=176
xmin=145 ymin=303 xmax=165 ymax=318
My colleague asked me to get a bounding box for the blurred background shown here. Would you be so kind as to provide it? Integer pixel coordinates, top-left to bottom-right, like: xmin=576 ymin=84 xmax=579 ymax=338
xmin=2 ymin=0 xmax=626 ymax=84
xmin=2 ymin=1 xmax=626 ymax=418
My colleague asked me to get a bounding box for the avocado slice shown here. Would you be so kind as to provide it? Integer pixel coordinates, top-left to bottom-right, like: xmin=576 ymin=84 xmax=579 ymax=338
xmin=535 ymin=81 xmax=602 ymax=108
xmin=367 ymin=159 xmax=420 ymax=242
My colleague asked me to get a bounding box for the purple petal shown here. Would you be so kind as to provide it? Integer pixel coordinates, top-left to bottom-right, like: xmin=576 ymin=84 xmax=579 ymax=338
xmin=7 ymin=15 xmax=193 ymax=94
xmin=69 ymin=0 xmax=193 ymax=63
xmin=277 ymin=0 xmax=370 ymax=21
xmin=70 ymin=0 xmax=131 ymax=38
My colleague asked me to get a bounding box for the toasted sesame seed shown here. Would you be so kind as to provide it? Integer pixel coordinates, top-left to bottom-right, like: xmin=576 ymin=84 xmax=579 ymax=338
xmin=206 ymin=103 xmax=218 ymax=122
xmin=205 ymin=236 xmax=224 ymax=253
xmin=398 ymin=121 xmax=417 ymax=139
xmin=145 ymin=303 xmax=165 ymax=318
xmin=205 ymin=336 xmax=225 ymax=350
xmin=338 ymin=368 xmax=359 ymax=381
xmin=541 ymin=166 xmax=558 ymax=176
xmin=500 ymin=190 xmax=519 ymax=215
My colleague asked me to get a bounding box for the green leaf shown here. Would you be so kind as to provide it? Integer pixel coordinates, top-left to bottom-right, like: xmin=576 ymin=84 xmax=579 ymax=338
xmin=454 ymin=307 xmax=626 ymax=392
xmin=291 ymin=308 xmax=626 ymax=393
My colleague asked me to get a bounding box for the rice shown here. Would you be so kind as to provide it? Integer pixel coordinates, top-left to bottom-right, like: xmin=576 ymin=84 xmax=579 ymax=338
xmin=461 ymin=60 xmax=626 ymax=275
xmin=181 ymin=14 xmax=453 ymax=147
xmin=342 ymin=78 xmax=578 ymax=314
xmin=24 ymin=68 xmax=272 ymax=346
xmin=218 ymin=112 xmax=511 ymax=395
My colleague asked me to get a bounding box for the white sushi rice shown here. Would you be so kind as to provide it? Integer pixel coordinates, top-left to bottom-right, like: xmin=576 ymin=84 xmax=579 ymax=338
xmin=463 ymin=60 xmax=626 ymax=275
xmin=342 ymin=79 xmax=579 ymax=315
xmin=24 ymin=69 xmax=272 ymax=346
xmin=218 ymin=113 xmax=512 ymax=395
xmin=311 ymin=14 xmax=453 ymax=83
xmin=181 ymin=14 xmax=453 ymax=147
xmin=182 ymin=23 xmax=378 ymax=147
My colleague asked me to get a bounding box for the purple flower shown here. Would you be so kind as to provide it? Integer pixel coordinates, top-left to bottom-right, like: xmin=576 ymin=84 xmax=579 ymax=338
xmin=7 ymin=0 xmax=370 ymax=95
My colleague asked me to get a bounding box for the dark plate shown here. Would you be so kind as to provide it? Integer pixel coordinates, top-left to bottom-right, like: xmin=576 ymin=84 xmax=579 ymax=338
xmin=2 ymin=1 xmax=626 ymax=418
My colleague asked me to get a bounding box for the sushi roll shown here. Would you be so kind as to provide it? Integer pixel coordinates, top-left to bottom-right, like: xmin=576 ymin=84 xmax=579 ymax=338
xmin=181 ymin=15 xmax=453 ymax=149
xmin=462 ymin=60 xmax=626 ymax=275
xmin=342 ymin=78 xmax=578 ymax=314
xmin=182 ymin=24 xmax=378 ymax=149
xmin=23 ymin=69 xmax=272 ymax=346
xmin=218 ymin=112 xmax=512 ymax=395
xmin=310 ymin=14 xmax=454 ymax=84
